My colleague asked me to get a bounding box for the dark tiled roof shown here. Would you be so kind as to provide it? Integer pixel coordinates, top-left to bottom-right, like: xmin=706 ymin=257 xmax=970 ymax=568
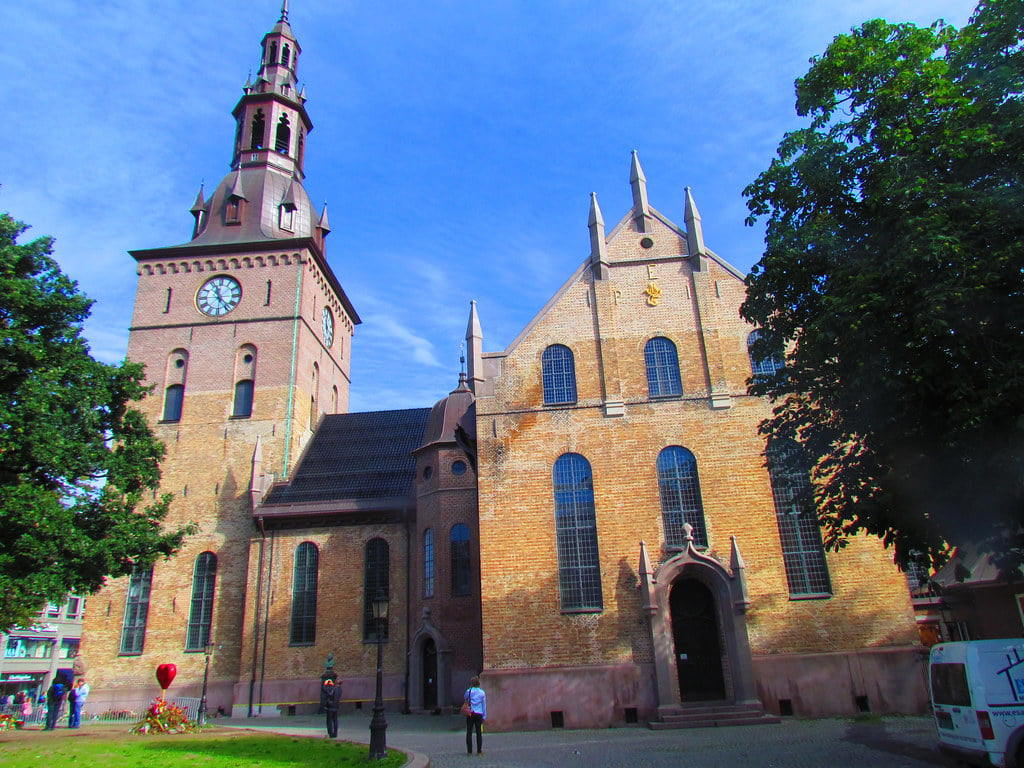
xmin=262 ymin=408 xmax=430 ymax=506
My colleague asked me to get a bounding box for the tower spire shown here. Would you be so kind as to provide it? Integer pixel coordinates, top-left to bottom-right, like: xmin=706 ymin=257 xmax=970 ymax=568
xmin=279 ymin=0 xmax=289 ymax=22
xmin=630 ymin=150 xmax=651 ymax=232
xmin=684 ymin=186 xmax=707 ymax=270
xmin=466 ymin=300 xmax=484 ymax=393
xmin=588 ymin=192 xmax=609 ymax=280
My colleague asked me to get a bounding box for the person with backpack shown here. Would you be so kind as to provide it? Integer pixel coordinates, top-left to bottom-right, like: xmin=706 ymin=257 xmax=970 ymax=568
xmin=43 ymin=678 xmax=66 ymax=730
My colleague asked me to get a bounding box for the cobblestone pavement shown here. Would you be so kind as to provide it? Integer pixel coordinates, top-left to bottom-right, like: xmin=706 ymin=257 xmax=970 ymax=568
xmin=223 ymin=712 xmax=954 ymax=767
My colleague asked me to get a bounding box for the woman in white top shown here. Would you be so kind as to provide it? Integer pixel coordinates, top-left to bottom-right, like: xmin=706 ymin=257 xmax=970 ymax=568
xmin=463 ymin=676 xmax=487 ymax=755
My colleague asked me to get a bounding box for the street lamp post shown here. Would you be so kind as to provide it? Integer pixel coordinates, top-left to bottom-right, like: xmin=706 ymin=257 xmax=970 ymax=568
xmin=368 ymin=592 xmax=389 ymax=760
xmin=197 ymin=642 xmax=220 ymax=726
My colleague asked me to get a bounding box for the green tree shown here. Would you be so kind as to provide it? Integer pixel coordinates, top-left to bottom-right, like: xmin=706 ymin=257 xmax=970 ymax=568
xmin=0 ymin=213 xmax=193 ymax=630
xmin=741 ymin=0 xmax=1024 ymax=573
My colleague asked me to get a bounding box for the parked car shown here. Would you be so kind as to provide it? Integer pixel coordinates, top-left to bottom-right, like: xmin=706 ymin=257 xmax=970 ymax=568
xmin=930 ymin=639 xmax=1024 ymax=767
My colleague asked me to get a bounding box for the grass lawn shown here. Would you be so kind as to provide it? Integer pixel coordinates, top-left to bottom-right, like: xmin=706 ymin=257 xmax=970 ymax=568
xmin=0 ymin=727 xmax=406 ymax=768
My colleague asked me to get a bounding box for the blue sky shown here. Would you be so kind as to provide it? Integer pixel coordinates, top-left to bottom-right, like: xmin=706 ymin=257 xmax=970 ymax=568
xmin=4 ymin=0 xmax=977 ymax=412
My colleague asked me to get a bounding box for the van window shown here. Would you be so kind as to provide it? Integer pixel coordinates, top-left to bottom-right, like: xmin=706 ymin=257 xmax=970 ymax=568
xmin=932 ymin=663 xmax=972 ymax=707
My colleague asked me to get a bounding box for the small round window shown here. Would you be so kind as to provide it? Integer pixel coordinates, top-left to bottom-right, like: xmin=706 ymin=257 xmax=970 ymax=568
xmin=423 ymin=466 xmax=433 ymax=480
xmin=451 ymin=460 xmax=467 ymax=476
xmin=640 ymin=236 xmax=654 ymax=249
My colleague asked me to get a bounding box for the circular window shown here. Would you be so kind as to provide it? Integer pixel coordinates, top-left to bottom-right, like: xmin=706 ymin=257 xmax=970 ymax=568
xmin=640 ymin=237 xmax=654 ymax=249
xmin=423 ymin=466 xmax=433 ymax=480
xmin=175 ymin=359 xmax=185 ymax=368
xmin=243 ymin=353 xmax=254 ymax=364
xmin=451 ymin=460 xmax=467 ymax=476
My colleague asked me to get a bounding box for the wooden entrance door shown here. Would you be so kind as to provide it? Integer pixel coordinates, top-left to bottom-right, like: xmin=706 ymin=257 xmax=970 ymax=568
xmin=670 ymin=578 xmax=726 ymax=701
xmin=422 ymin=638 xmax=438 ymax=709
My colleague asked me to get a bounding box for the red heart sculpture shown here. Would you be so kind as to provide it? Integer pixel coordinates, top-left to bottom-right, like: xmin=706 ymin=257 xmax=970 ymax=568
xmin=156 ymin=663 xmax=177 ymax=690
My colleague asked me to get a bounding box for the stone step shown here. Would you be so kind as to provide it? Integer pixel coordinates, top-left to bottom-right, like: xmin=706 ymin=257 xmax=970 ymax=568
xmin=649 ymin=713 xmax=780 ymax=730
xmin=659 ymin=708 xmax=765 ymax=720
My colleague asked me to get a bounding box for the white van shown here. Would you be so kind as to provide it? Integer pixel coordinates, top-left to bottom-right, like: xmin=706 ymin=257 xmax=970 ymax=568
xmin=930 ymin=640 xmax=1024 ymax=767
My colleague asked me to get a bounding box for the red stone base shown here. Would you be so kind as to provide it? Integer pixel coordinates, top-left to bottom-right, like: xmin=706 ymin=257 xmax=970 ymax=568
xmin=753 ymin=645 xmax=929 ymax=717
xmin=480 ymin=663 xmax=657 ymax=731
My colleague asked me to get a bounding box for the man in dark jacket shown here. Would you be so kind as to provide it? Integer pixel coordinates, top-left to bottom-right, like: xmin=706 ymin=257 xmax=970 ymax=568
xmin=43 ymin=679 xmax=66 ymax=730
xmin=320 ymin=676 xmax=341 ymax=738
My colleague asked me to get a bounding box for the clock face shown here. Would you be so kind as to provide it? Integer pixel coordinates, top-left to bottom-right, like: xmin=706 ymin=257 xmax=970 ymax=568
xmin=322 ymin=307 xmax=334 ymax=347
xmin=196 ymin=276 xmax=242 ymax=317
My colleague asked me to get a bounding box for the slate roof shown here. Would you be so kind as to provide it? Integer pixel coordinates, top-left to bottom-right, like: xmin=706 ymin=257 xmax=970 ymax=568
xmin=262 ymin=407 xmax=430 ymax=507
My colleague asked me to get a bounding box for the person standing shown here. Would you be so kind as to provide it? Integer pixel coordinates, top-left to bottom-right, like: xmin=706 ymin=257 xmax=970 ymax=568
xmin=463 ymin=676 xmax=487 ymax=756
xmin=68 ymin=678 xmax=89 ymax=728
xmin=43 ymin=678 xmax=66 ymax=730
xmin=320 ymin=676 xmax=341 ymax=738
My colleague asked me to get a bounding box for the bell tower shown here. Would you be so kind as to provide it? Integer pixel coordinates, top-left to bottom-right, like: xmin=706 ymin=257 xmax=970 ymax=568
xmin=79 ymin=1 xmax=359 ymax=715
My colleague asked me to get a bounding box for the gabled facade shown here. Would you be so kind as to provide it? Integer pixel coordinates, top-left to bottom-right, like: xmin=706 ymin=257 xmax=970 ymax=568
xmin=79 ymin=2 xmax=925 ymax=729
xmin=471 ymin=158 xmax=923 ymax=728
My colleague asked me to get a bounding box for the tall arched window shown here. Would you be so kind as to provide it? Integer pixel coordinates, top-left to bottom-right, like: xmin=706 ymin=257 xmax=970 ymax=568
xmin=162 ymin=348 xmax=188 ymax=422
xmin=119 ymin=566 xmax=153 ymax=655
xmin=268 ymin=41 xmax=278 ymax=65
xmin=275 ymin=114 xmax=291 ymax=154
xmin=450 ymin=524 xmax=471 ymax=597
xmin=232 ymin=345 xmax=257 ymax=418
xmin=281 ymin=44 xmax=291 ymax=67
xmin=185 ymin=552 xmax=216 ymax=650
xmin=249 ymin=109 xmax=266 ymax=150
xmin=657 ymin=446 xmax=708 ymax=547
xmin=232 ymin=380 xmax=254 ymax=418
xmin=645 ymin=337 xmax=682 ymax=397
xmin=552 ymin=453 xmax=603 ymax=611
xmin=767 ymin=439 xmax=832 ymax=596
xmin=331 ymin=385 xmax=339 ymax=414
xmin=290 ymin=542 xmax=319 ymax=645
xmin=423 ymin=528 xmax=434 ymax=598
xmin=541 ymin=345 xmax=577 ymax=405
xmin=363 ymin=538 xmax=389 ymax=642
xmin=748 ymin=330 xmax=785 ymax=377
xmin=309 ymin=362 xmax=319 ymax=430
xmin=163 ymin=384 xmax=184 ymax=422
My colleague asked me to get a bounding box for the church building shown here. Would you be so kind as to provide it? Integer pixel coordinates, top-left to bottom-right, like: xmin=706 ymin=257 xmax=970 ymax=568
xmin=80 ymin=3 xmax=927 ymax=730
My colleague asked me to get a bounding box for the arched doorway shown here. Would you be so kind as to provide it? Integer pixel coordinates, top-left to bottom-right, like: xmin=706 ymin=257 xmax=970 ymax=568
xmin=670 ymin=578 xmax=726 ymax=701
xmin=422 ymin=638 xmax=438 ymax=709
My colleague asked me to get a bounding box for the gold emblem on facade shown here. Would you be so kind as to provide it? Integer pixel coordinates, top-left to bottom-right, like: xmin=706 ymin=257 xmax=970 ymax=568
xmin=644 ymin=280 xmax=662 ymax=306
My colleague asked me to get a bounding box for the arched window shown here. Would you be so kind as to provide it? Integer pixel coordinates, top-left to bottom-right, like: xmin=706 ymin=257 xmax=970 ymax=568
xmin=645 ymin=337 xmax=682 ymax=397
xmin=232 ymin=380 xmax=254 ymax=418
xmin=363 ymin=538 xmax=389 ymax=642
xmin=297 ymin=130 xmax=305 ymax=168
xmin=119 ymin=566 xmax=153 ymax=655
xmin=657 ymin=447 xmax=708 ymax=548
xmin=250 ymin=109 xmax=266 ymax=150
xmin=423 ymin=528 xmax=434 ymax=598
xmin=309 ymin=362 xmax=319 ymax=430
xmin=450 ymin=523 xmax=471 ymax=597
xmin=163 ymin=384 xmax=184 ymax=422
xmin=331 ymin=385 xmax=339 ymax=414
xmin=275 ymin=114 xmax=291 ymax=154
xmin=552 ymin=453 xmax=603 ymax=611
xmin=281 ymin=44 xmax=291 ymax=67
xmin=541 ymin=345 xmax=577 ymax=405
xmin=185 ymin=552 xmax=216 ymax=650
xmin=748 ymin=330 xmax=785 ymax=377
xmin=290 ymin=542 xmax=318 ymax=645
xmin=268 ymin=41 xmax=278 ymax=65
xmin=766 ymin=439 xmax=832 ymax=596
xmin=163 ymin=349 xmax=188 ymax=422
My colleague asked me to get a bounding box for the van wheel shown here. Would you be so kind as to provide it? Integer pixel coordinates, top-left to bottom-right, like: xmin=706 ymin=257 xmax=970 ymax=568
xmin=1015 ymin=743 xmax=1024 ymax=768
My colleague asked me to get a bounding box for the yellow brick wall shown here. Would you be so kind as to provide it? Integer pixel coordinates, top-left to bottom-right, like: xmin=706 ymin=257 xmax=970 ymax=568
xmin=475 ymin=213 xmax=918 ymax=672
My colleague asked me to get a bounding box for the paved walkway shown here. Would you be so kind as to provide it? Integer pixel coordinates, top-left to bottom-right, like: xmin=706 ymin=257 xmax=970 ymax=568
xmin=221 ymin=712 xmax=953 ymax=767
